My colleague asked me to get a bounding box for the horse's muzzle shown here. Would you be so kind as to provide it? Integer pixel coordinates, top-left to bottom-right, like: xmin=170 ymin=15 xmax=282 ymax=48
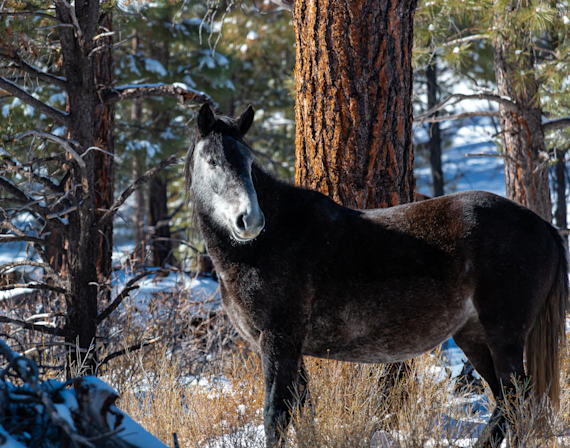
xmin=233 ymin=210 xmax=265 ymax=241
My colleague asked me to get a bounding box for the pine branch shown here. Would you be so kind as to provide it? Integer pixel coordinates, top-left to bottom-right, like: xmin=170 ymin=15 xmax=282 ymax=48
xmin=0 ymin=76 xmax=70 ymax=126
xmin=0 ymin=52 xmax=67 ymax=88
xmin=103 ymin=83 xmax=220 ymax=112
xmin=96 ymin=270 xmax=165 ymax=324
xmin=542 ymin=116 xmax=570 ymax=133
xmin=97 ymin=155 xmax=179 ymax=229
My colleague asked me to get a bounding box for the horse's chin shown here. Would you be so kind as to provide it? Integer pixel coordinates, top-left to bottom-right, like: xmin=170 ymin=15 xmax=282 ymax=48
xmin=231 ymin=229 xmax=262 ymax=243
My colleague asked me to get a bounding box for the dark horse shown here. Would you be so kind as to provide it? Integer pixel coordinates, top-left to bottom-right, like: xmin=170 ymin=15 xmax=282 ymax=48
xmin=185 ymin=104 xmax=568 ymax=447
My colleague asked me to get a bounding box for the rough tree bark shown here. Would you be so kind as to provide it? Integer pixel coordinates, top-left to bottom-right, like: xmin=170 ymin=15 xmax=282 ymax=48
xmin=56 ymin=0 xmax=101 ymax=367
xmin=554 ymin=149 xmax=567 ymax=247
xmin=426 ymin=59 xmax=444 ymax=197
xmin=493 ymin=19 xmax=552 ymax=221
xmin=293 ymin=0 xmax=417 ymax=209
xmin=94 ymin=12 xmax=115 ymax=294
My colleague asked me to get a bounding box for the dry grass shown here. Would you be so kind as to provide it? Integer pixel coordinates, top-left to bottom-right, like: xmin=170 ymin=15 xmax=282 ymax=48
xmin=114 ymin=334 xmax=570 ymax=448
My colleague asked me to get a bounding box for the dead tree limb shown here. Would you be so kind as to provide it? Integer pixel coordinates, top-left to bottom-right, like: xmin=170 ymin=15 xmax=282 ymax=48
xmin=543 ymin=116 xmax=570 ymax=133
xmin=97 ymin=155 xmax=179 ymax=229
xmin=0 ymin=52 xmax=67 ymax=88
xmin=0 ymin=76 xmax=70 ymax=126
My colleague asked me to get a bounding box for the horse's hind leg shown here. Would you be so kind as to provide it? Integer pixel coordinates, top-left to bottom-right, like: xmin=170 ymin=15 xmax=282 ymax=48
xmin=453 ymin=317 xmax=522 ymax=448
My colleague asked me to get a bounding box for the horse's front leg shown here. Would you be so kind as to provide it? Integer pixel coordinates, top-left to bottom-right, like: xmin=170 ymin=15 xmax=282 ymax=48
xmin=260 ymin=329 xmax=305 ymax=448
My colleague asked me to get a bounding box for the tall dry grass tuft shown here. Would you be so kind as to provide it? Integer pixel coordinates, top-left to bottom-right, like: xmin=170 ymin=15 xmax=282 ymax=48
xmin=114 ymin=328 xmax=570 ymax=448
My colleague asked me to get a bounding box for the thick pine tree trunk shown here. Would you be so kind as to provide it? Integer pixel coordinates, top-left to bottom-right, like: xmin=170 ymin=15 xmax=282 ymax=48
xmin=426 ymin=60 xmax=444 ymax=197
xmin=494 ymin=34 xmax=552 ymax=221
xmin=293 ymin=0 xmax=417 ymax=209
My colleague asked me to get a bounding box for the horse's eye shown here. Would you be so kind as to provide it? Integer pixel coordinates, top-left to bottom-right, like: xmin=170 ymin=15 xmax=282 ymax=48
xmin=207 ymin=158 xmax=217 ymax=167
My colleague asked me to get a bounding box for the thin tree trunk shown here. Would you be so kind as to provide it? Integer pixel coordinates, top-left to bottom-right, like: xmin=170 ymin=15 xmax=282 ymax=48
xmin=57 ymin=0 xmax=101 ymax=372
xmin=493 ymin=25 xmax=552 ymax=221
xmin=426 ymin=59 xmax=444 ymax=197
xmin=132 ymin=153 xmax=147 ymax=266
xmin=149 ymin=175 xmax=174 ymax=268
xmin=94 ymin=12 xmax=115 ymax=294
xmin=554 ymin=149 xmax=567 ymax=248
xmin=293 ymin=0 xmax=416 ymax=209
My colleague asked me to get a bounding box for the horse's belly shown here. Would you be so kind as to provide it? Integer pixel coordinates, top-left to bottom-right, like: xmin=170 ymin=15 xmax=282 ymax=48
xmin=304 ymin=290 xmax=476 ymax=364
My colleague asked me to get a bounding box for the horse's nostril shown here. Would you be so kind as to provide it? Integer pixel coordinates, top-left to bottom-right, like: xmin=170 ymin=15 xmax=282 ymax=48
xmin=236 ymin=213 xmax=247 ymax=232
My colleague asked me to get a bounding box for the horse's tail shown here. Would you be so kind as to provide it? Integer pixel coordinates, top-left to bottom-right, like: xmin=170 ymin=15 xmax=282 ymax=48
xmin=525 ymin=223 xmax=568 ymax=408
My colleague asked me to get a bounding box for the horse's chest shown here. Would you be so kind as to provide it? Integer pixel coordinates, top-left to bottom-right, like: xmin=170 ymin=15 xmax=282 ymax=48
xmin=218 ymin=275 xmax=263 ymax=349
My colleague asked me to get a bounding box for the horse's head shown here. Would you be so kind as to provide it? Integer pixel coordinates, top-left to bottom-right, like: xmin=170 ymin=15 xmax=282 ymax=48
xmin=185 ymin=104 xmax=265 ymax=242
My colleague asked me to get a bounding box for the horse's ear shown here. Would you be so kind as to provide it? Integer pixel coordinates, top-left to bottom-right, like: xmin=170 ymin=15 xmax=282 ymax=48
xmin=235 ymin=105 xmax=255 ymax=135
xmin=197 ymin=103 xmax=216 ymax=136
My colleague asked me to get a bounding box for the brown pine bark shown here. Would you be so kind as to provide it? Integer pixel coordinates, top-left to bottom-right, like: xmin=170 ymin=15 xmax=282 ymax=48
xmin=293 ymin=0 xmax=417 ymax=209
xmin=493 ymin=30 xmax=552 ymax=221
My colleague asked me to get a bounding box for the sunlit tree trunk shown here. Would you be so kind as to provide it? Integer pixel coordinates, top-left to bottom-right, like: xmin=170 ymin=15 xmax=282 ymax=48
xmin=293 ymin=0 xmax=417 ymax=209
xmin=493 ymin=23 xmax=551 ymax=221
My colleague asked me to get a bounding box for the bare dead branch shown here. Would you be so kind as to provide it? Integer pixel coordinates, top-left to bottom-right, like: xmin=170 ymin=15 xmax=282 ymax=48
xmin=103 ymin=83 xmax=220 ymax=112
xmin=97 ymin=154 xmax=179 ymax=229
xmin=0 ymin=283 xmax=67 ymax=294
xmin=0 ymin=317 xmax=71 ymax=336
xmin=542 ymin=116 xmax=570 ymax=133
xmin=0 ymin=176 xmax=53 ymax=220
xmin=15 ymin=131 xmax=85 ymax=168
xmin=0 ymin=76 xmax=70 ymax=126
xmin=0 ymin=260 xmax=65 ymax=288
xmin=0 ymin=11 xmax=61 ymax=22
xmin=46 ymin=204 xmax=79 ymax=220
xmin=414 ymin=93 xmax=517 ymax=122
xmin=267 ymin=0 xmax=293 ymax=11
xmin=0 ymin=235 xmax=66 ymax=253
xmin=97 ymin=270 xmax=165 ymax=324
xmin=416 ymin=110 xmax=501 ymax=124
xmin=98 ymin=337 xmax=161 ymax=366
xmin=1 ymin=160 xmax=61 ymax=192
xmin=441 ymin=34 xmax=489 ymax=48
xmin=0 ymin=52 xmax=67 ymax=88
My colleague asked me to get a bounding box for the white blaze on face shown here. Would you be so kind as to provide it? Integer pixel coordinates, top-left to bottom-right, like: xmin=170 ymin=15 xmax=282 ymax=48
xmin=194 ymin=137 xmax=264 ymax=241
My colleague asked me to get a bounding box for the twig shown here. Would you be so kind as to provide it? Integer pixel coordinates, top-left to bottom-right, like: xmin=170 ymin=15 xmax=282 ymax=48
xmin=414 ymin=93 xmax=516 ymax=122
xmin=0 ymin=235 xmax=66 ymax=253
xmin=417 ymin=110 xmax=501 ymax=124
xmin=15 ymin=131 xmax=85 ymax=168
xmin=98 ymin=337 xmax=161 ymax=366
xmin=1 ymin=160 xmax=61 ymax=192
xmin=0 ymin=317 xmax=71 ymax=336
xmin=97 ymin=155 xmax=179 ymax=229
xmin=0 ymin=282 xmax=67 ymax=294
xmin=0 ymin=76 xmax=70 ymax=126
xmin=46 ymin=204 xmax=79 ymax=220
xmin=441 ymin=34 xmax=489 ymax=48
xmin=465 ymin=153 xmax=504 ymax=158
xmin=96 ymin=270 xmax=165 ymax=324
